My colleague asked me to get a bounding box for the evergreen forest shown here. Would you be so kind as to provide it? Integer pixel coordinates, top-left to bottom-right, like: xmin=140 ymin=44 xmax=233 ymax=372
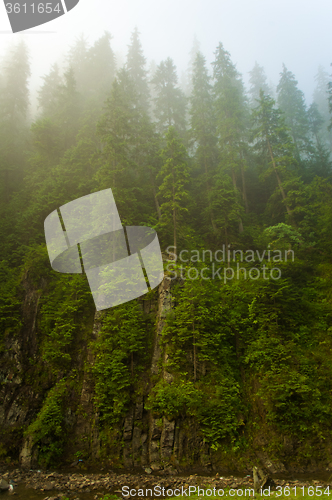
xmin=1 ymin=30 xmax=332 ymax=470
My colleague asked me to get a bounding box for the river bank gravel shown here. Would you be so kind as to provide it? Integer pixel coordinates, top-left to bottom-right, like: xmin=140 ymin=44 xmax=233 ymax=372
xmin=1 ymin=468 xmax=332 ymax=499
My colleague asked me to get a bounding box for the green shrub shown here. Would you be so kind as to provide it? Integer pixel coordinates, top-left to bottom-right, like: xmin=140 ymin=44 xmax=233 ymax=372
xmin=25 ymin=378 xmax=67 ymax=466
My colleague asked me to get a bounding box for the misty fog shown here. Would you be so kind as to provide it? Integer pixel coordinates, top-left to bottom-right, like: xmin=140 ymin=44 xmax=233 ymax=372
xmin=0 ymin=0 xmax=331 ymax=119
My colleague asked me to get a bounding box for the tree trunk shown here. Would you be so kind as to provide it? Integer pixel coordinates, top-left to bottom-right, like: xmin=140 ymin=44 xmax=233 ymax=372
xmin=241 ymin=163 xmax=249 ymax=213
xmin=266 ymin=137 xmax=293 ymax=218
xmin=231 ymin=167 xmax=237 ymax=190
xmin=172 ymin=172 xmax=177 ymax=256
xmin=4 ymin=168 xmax=9 ymax=203
xmin=225 ymin=225 xmax=229 ymax=265
xmin=193 ymin=318 xmax=197 ymax=382
xmin=231 ymin=161 xmax=244 ymax=233
xmin=151 ymin=180 xmax=161 ymax=220
xmin=204 ymin=157 xmax=217 ymax=232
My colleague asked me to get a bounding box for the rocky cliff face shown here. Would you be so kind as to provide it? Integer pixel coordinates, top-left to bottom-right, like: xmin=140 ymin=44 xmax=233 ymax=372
xmin=1 ymin=272 xmax=329 ymax=475
xmin=1 ymin=273 xmax=43 ymax=464
xmin=0 ymin=275 xmax=212 ymax=470
xmin=116 ymin=277 xmax=211 ymax=471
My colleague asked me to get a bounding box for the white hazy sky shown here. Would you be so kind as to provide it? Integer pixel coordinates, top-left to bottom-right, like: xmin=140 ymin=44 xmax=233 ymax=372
xmin=0 ymin=0 xmax=331 ymax=105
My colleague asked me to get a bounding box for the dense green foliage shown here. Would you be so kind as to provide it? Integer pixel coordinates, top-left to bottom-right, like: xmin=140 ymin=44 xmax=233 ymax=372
xmin=25 ymin=378 xmax=68 ymax=466
xmin=1 ymin=32 xmax=332 ymax=465
xmin=92 ymin=300 xmax=153 ymax=423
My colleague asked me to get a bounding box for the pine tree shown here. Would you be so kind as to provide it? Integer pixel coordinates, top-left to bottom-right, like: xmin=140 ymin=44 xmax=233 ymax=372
xmin=210 ymin=172 xmax=243 ymax=259
xmin=96 ymin=65 xmax=163 ymax=225
xmin=96 ymin=68 xmax=144 ymax=223
xmin=136 ymin=126 xmax=163 ymax=221
xmin=252 ymin=90 xmax=296 ymax=220
xmin=37 ymin=63 xmax=62 ymax=118
xmin=126 ymin=27 xmax=150 ymax=112
xmin=313 ymin=66 xmax=332 ymax=151
xmin=0 ymin=40 xmax=30 ymax=201
xmin=33 ymin=65 xmax=82 ymax=166
xmin=53 ymin=67 xmax=82 ymax=151
xmin=212 ymin=42 xmax=249 ymax=226
xmin=189 ymin=51 xmax=218 ymax=233
xmin=66 ymin=32 xmax=116 ymax=107
xmin=248 ymin=62 xmax=270 ymax=108
xmin=0 ymin=40 xmax=30 ymax=122
xmin=302 ymin=68 xmax=332 ymax=180
xmin=307 ymin=102 xmax=332 ymax=178
xmin=327 ymin=64 xmax=332 ymax=138
xmin=277 ymin=64 xmax=311 ymax=162
xmin=151 ymin=58 xmax=187 ymax=137
xmin=158 ymin=126 xmax=190 ymax=254
xmin=184 ymin=35 xmax=201 ymax=97
xmin=66 ymin=34 xmax=89 ymax=94
xmin=85 ymin=31 xmax=116 ymax=103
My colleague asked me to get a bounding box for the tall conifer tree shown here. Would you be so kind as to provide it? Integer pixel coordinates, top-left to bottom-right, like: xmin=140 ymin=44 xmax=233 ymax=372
xmin=53 ymin=67 xmax=82 ymax=151
xmin=313 ymin=66 xmax=332 ymax=152
xmin=307 ymin=102 xmax=332 ymax=178
xmin=33 ymin=65 xmax=82 ymax=169
xmin=158 ymin=126 xmax=189 ymax=254
xmin=66 ymin=32 xmax=116 ymax=106
xmin=252 ymin=90 xmax=296 ymax=220
xmin=277 ymin=65 xmax=311 ymax=162
xmin=85 ymin=32 xmax=116 ymax=102
xmin=189 ymin=51 xmax=218 ymax=233
xmin=126 ymin=27 xmax=150 ymax=112
xmin=248 ymin=62 xmax=270 ymax=108
xmin=0 ymin=40 xmax=30 ymax=200
xmin=212 ymin=43 xmax=249 ymax=225
xmin=152 ymin=58 xmax=187 ymax=137
xmin=66 ymin=34 xmax=89 ymax=93
xmin=184 ymin=35 xmax=201 ymax=97
xmin=37 ymin=64 xmax=62 ymax=118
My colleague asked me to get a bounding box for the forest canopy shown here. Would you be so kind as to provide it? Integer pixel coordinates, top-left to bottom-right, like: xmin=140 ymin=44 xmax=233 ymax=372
xmin=1 ymin=30 xmax=332 ymax=466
